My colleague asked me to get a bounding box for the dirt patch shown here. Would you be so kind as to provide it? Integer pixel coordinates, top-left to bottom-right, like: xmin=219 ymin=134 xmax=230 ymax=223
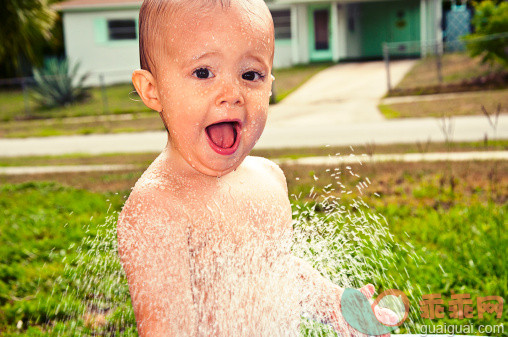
xmin=388 ymin=72 xmax=508 ymax=97
xmin=282 ymin=160 xmax=507 ymax=206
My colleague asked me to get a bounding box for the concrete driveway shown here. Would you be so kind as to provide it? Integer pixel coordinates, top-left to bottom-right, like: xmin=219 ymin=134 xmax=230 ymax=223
xmin=267 ymin=60 xmax=415 ymax=126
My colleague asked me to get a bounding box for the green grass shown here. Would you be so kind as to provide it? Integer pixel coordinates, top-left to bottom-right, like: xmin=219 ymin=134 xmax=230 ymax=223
xmin=0 ymin=84 xmax=150 ymax=123
xmin=0 ymin=182 xmax=131 ymax=336
xmin=378 ymin=104 xmax=401 ymax=119
xmin=0 ymin=152 xmax=158 ymax=168
xmin=284 ymin=160 xmax=507 ymax=335
xmin=0 ymin=90 xmax=27 ymax=121
xmin=0 ymin=113 xmax=164 ymax=138
xmin=0 ymin=63 xmax=333 ymax=136
xmin=0 ymin=160 xmax=506 ymax=335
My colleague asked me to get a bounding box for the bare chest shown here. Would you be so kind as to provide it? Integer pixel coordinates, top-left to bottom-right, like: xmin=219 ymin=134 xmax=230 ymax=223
xmin=186 ymin=181 xmax=290 ymax=258
xmin=180 ymin=182 xmax=298 ymax=336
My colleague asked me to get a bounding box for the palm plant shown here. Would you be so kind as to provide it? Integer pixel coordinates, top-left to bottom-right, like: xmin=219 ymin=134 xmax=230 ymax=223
xmin=0 ymin=0 xmax=57 ymax=76
xmin=31 ymin=58 xmax=90 ymax=108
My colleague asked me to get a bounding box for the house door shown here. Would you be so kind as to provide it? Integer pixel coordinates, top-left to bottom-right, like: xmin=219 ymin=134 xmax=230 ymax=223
xmin=390 ymin=2 xmax=420 ymax=44
xmin=360 ymin=0 xmax=420 ymax=57
xmin=308 ymin=4 xmax=333 ymax=62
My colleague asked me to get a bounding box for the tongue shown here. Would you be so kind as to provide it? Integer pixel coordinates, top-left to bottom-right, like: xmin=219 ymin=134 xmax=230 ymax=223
xmin=207 ymin=122 xmax=236 ymax=148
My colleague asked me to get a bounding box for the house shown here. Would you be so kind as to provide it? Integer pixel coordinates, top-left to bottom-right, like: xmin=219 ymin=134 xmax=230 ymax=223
xmin=56 ymin=0 xmax=443 ymax=85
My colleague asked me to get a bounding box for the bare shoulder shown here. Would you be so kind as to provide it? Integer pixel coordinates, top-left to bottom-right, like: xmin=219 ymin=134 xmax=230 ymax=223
xmin=118 ymin=168 xmax=184 ymax=226
xmin=243 ymin=155 xmax=285 ymax=175
xmin=117 ymin=172 xmax=188 ymax=262
xmin=242 ymin=156 xmax=293 ymax=227
xmin=243 ymin=156 xmax=288 ymax=193
xmin=116 ymin=173 xmax=196 ymax=335
xmin=116 ymin=173 xmax=187 ymax=252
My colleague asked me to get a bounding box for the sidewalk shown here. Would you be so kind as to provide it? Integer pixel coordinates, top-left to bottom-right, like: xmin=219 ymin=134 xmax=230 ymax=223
xmin=1 ymin=60 xmax=507 ymax=157
xmin=0 ymin=115 xmax=507 ymax=157
xmin=1 ymin=151 xmax=506 ymax=175
xmin=258 ymin=114 xmax=508 ymax=149
xmin=275 ymin=151 xmax=508 ymax=166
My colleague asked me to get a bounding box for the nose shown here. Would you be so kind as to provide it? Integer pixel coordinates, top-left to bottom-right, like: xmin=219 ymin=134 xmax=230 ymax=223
xmin=215 ymin=75 xmax=245 ymax=107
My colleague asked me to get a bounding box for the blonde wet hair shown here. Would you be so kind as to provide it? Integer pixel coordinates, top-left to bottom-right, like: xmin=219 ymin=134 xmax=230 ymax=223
xmin=138 ymin=0 xmax=273 ymax=74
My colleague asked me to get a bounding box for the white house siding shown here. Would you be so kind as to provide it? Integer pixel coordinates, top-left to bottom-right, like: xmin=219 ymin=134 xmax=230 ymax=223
xmin=290 ymin=3 xmax=310 ymax=64
xmin=273 ymin=40 xmax=293 ymax=68
xmin=63 ymin=5 xmax=297 ymax=83
xmin=420 ymin=0 xmax=443 ymax=54
xmin=60 ymin=0 xmax=444 ymax=81
xmin=267 ymin=2 xmax=294 ymax=68
xmin=334 ymin=2 xmax=347 ymax=61
xmin=63 ymin=9 xmax=140 ymax=86
xmin=345 ymin=3 xmax=362 ymax=58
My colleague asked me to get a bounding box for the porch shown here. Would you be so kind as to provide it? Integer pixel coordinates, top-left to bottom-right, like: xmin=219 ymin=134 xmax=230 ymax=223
xmin=269 ymin=0 xmax=443 ymax=66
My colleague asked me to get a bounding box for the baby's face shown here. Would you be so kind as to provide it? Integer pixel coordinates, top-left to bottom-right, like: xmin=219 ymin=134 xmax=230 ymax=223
xmin=152 ymin=2 xmax=274 ymax=177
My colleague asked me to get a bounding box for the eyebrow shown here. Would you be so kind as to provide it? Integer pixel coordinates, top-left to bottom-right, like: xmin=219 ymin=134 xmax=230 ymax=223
xmin=245 ymin=54 xmax=269 ymax=67
xmin=242 ymin=53 xmax=271 ymax=72
xmin=189 ymin=51 xmax=269 ymax=68
xmin=191 ymin=51 xmax=221 ymax=61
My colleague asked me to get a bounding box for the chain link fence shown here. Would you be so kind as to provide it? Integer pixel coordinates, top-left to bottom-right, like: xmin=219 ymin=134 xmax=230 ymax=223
xmin=0 ymin=69 xmax=279 ymax=123
xmin=383 ymin=33 xmax=508 ymax=95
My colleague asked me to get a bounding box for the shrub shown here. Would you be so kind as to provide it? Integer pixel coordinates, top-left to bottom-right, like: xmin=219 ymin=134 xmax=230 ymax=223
xmin=464 ymin=1 xmax=508 ymax=68
xmin=31 ymin=58 xmax=90 ymax=108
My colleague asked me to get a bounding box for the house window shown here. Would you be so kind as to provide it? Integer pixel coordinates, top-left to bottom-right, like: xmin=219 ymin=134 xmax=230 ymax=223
xmin=107 ymin=19 xmax=137 ymax=40
xmin=271 ymin=9 xmax=291 ymax=39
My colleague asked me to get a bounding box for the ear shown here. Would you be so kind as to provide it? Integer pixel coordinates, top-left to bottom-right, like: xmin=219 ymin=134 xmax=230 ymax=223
xmin=132 ymin=69 xmax=163 ymax=112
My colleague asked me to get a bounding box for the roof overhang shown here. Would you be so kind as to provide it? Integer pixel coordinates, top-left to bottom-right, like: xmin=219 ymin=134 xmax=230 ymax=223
xmin=54 ymin=0 xmax=142 ymax=12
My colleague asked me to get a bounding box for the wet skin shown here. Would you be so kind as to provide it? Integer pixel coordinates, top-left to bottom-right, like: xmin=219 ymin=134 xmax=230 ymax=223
xmin=132 ymin=0 xmax=274 ymax=178
xmin=119 ymin=1 xmax=388 ymax=336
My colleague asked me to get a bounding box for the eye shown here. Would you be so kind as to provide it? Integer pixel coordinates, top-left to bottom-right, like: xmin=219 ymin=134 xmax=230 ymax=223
xmin=193 ymin=67 xmax=214 ymax=79
xmin=242 ymin=71 xmax=265 ymax=81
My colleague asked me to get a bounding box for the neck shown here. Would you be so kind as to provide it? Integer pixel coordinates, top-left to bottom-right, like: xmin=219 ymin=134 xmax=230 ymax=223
xmin=157 ymin=136 xmax=229 ymax=187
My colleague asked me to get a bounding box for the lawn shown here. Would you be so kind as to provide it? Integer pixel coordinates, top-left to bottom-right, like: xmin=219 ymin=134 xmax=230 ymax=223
xmin=391 ymin=52 xmax=507 ymax=96
xmin=0 ymin=84 xmax=151 ymax=123
xmin=0 ymin=112 xmax=164 ymax=138
xmin=0 ymin=140 xmax=506 ymax=168
xmin=378 ymin=89 xmax=508 ymax=119
xmin=0 ymin=159 xmax=506 ymax=336
xmin=0 ymin=63 xmax=331 ymax=134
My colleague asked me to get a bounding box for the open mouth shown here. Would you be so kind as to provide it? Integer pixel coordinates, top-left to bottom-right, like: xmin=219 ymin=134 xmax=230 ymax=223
xmin=205 ymin=120 xmax=241 ymax=155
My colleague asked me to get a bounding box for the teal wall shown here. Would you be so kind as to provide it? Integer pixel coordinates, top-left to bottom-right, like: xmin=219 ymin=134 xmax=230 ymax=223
xmin=307 ymin=3 xmax=334 ymax=62
xmin=359 ymin=0 xmax=420 ymax=57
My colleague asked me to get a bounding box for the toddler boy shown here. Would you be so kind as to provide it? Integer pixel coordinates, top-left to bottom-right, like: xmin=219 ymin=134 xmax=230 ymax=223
xmin=117 ymin=0 xmax=386 ymax=335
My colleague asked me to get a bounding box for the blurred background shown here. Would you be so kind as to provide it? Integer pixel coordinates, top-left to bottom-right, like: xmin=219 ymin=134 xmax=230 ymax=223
xmin=0 ymin=0 xmax=506 ymax=336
